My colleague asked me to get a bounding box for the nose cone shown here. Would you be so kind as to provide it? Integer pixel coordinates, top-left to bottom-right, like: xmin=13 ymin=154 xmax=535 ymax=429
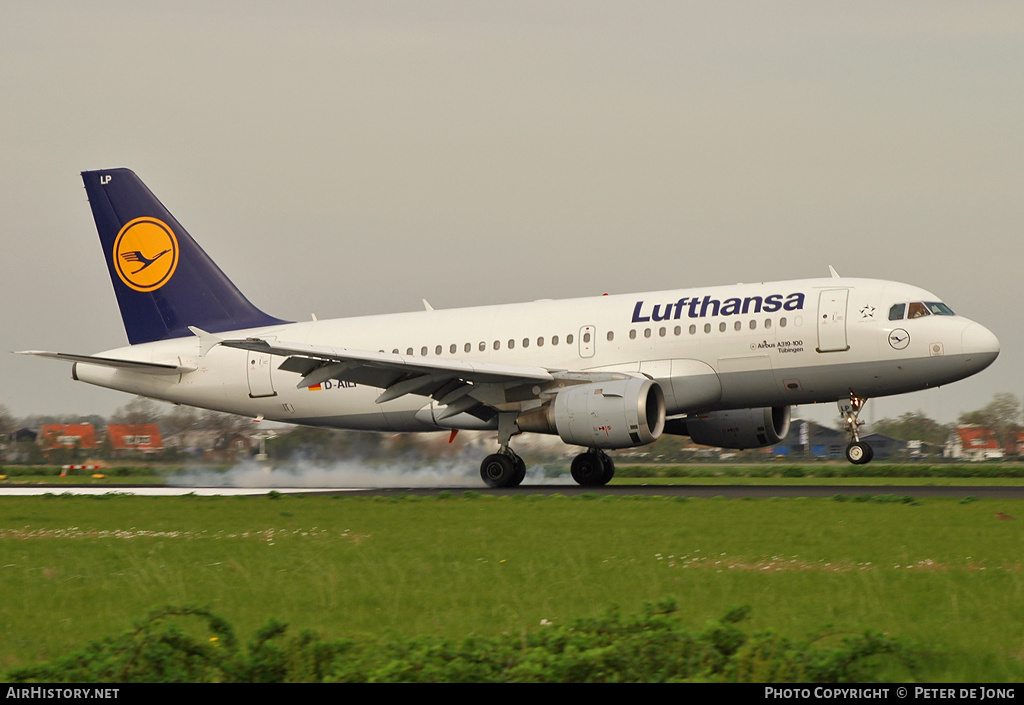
xmin=962 ymin=322 xmax=1000 ymax=374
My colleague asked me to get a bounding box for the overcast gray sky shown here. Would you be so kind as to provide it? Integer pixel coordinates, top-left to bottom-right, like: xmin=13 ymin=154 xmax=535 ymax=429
xmin=2 ymin=1 xmax=1021 ymax=427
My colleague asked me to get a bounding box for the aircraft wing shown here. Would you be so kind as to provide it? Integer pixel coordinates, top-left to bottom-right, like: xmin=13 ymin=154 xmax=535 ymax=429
xmin=220 ymin=337 xmax=560 ymax=419
xmin=15 ymin=350 xmax=196 ymax=375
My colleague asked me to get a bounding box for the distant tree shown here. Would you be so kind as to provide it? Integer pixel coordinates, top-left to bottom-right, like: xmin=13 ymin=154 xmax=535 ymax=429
xmin=110 ymin=397 xmax=165 ymax=426
xmin=870 ymin=411 xmax=951 ymax=446
xmin=199 ymin=410 xmax=256 ymax=451
xmin=958 ymin=393 xmax=1023 ymax=451
xmin=161 ymin=405 xmax=201 ymax=438
xmin=267 ymin=426 xmax=384 ymax=461
xmin=0 ymin=404 xmax=15 ymax=438
xmin=21 ymin=413 xmax=107 ymax=428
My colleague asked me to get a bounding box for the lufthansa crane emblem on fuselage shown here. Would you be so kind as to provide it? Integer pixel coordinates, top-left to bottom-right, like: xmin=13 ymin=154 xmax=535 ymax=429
xmin=888 ymin=328 xmax=910 ymax=350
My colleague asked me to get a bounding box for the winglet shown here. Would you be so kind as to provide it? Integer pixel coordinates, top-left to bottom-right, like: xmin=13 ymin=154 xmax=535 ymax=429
xmin=828 ymin=265 xmax=841 ymax=279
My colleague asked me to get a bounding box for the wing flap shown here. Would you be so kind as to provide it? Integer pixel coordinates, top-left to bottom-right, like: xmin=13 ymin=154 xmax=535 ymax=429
xmin=219 ymin=337 xmax=557 ymax=409
xmin=220 ymin=338 xmax=555 ymax=386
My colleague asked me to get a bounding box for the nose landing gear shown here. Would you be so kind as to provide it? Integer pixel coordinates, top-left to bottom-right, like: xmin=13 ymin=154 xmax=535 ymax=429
xmin=840 ymin=393 xmax=874 ymax=464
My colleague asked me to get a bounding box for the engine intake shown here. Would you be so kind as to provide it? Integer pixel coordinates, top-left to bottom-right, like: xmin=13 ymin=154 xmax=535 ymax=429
xmin=517 ymin=378 xmax=666 ymax=448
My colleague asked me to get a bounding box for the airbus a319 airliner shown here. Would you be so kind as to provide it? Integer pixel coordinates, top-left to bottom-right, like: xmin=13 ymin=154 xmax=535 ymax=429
xmin=20 ymin=169 xmax=1000 ymax=487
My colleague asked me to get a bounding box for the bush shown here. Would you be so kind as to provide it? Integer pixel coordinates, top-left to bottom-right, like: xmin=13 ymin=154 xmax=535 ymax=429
xmin=6 ymin=603 xmax=918 ymax=683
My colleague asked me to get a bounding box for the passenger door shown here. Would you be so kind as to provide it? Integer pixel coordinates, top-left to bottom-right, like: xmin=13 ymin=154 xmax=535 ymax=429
xmin=816 ymin=289 xmax=849 ymax=353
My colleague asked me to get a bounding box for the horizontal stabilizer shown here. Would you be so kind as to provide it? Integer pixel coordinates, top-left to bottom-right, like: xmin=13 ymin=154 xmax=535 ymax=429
xmin=15 ymin=350 xmax=195 ymax=375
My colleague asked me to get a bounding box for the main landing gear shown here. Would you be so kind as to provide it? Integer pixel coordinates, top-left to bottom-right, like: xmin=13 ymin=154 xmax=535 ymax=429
xmin=480 ymin=450 xmax=527 ymax=488
xmin=480 ymin=413 xmax=528 ymax=488
xmin=479 ymin=413 xmax=617 ymax=488
xmin=479 ymin=447 xmax=616 ymax=488
xmin=840 ymin=393 xmax=874 ymax=465
xmin=570 ymin=449 xmax=615 ymax=486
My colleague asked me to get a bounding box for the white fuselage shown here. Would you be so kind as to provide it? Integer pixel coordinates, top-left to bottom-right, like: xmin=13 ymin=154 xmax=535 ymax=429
xmin=72 ymin=276 xmax=999 ymax=435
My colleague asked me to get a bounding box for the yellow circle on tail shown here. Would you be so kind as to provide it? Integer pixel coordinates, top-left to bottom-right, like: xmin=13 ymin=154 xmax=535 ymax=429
xmin=112 ymin=217 xmax=179 ymax=292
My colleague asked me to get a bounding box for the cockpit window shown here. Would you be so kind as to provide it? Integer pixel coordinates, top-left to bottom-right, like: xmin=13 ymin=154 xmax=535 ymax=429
xmin=926 ymin=302 xmax=955 ymax=316
xmin=907 ymin=302 xmax=930 ymax=319
xmin=890 ymin=301 xmax=955 ymax=321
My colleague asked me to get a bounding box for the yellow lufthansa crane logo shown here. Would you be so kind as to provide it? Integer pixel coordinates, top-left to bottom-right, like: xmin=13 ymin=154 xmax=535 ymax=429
xmin=112 ymin=217 xmax=179 ymax=292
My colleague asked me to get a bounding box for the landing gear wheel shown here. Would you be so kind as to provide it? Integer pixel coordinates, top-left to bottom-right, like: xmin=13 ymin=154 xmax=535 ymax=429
xmin=571 ymin=451 xmax=614 ymax=487
xmin=512 ymin=455 xmax=527 ymax=487
xmin=598 ymin=452 xmax=615 ymax=485
xmin=480 ymin=454 xmax=517 ymax=488
xmin=845 ymin=441 xmax=873 ymax=465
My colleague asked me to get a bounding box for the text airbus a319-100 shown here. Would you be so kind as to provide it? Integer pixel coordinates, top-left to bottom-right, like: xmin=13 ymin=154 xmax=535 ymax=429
xmin=20 ymin=169 xmax=1000 ymax=486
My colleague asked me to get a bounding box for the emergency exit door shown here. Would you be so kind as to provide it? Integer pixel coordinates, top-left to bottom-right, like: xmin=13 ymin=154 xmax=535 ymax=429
xmin=246 ymin=353 xmax=277 ymax=397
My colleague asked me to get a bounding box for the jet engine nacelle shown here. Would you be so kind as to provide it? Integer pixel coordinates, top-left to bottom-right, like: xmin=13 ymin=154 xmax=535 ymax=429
xmin=517 ymin=377 xmax=666 ymax=449
xmin=675 ymin=406 xmax=791 ymax=449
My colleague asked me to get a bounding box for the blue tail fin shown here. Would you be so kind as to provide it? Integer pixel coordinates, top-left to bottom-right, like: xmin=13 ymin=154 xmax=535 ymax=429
xmin=82 ymin=169 xmax=287 ymax=345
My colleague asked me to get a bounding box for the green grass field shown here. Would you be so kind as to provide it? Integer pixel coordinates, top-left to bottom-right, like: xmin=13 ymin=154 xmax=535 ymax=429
xmin=1 ymin=491 xmax=1022 ymax=681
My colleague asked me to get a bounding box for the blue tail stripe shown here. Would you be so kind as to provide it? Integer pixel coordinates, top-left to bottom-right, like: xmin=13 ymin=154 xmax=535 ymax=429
xmin=83 ymin=169 xmax=287 ymax=345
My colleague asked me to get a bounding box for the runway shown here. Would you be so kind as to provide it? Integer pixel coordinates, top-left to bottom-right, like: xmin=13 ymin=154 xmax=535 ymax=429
xmin=3 ymin=483 xmax=1024 ymax=499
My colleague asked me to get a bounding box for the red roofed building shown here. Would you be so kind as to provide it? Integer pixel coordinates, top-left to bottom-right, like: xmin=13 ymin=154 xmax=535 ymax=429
xmin=944 ymin=426 xmax=1004 ymax=462
xmin=107 ymin=424 xmax=164 ymax=454
xmin=1007 ymin=432 xmax=1024 ymax=458
xmin=38 ymin=424 xmax=97 ymax=452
